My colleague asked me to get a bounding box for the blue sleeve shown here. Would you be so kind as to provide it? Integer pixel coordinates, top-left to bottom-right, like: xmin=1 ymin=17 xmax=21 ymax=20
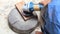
xmin=43 ymin=0 xmax=60 ymax=34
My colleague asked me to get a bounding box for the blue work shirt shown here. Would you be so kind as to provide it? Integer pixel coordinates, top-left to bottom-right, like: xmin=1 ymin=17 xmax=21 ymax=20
xmin=43 ymin=0 xmax=60 ymax=34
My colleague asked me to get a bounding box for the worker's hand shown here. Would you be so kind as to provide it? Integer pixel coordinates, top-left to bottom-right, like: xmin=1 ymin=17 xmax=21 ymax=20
xmin=35 ymin=31 xmax=43 ymax=34
xmin=39 ymin=0 xmax=51 ymax=6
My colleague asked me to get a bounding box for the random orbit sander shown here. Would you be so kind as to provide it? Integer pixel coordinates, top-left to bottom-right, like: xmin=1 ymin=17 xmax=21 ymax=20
xmin=15 ymin=0 xmax=51 ymax=21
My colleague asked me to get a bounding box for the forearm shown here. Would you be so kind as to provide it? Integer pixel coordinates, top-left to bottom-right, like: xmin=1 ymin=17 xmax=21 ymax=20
xmin=39 ymin=0 xmax=51 ymax=6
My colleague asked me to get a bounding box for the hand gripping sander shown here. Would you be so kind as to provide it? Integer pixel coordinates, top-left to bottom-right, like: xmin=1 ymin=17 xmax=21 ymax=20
xmin=15 ymin=0 xmax=51 ymax=21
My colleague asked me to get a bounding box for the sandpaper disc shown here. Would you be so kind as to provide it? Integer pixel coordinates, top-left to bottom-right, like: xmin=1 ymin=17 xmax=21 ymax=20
xmin=8 ymin=8 xmax=39 ymax=34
